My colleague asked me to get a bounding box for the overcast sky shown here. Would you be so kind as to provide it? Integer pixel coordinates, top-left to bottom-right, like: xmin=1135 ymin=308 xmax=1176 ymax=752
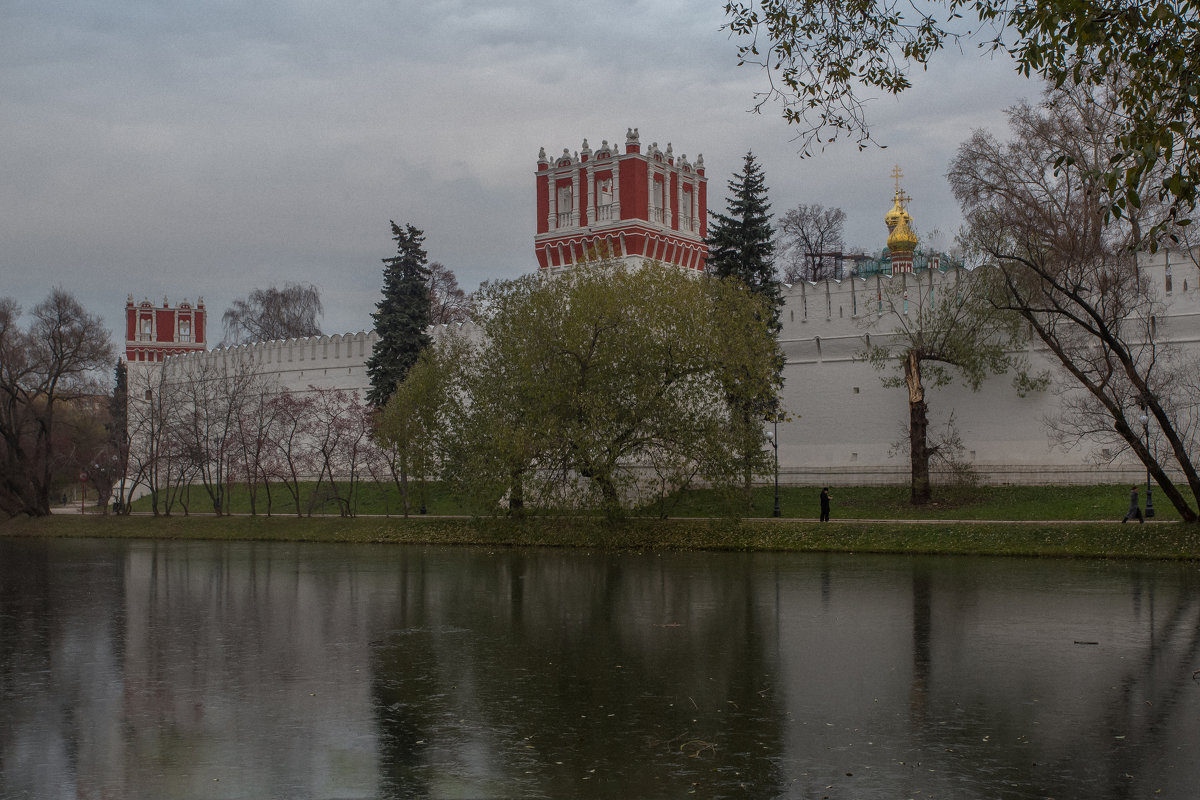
xmin=2 ymin=0 xmax=1038 ymax=346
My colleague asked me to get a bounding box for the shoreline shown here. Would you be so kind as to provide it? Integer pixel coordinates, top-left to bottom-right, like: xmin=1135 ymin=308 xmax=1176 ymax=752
xmin=4 ymin=514 xmax=1199 ymax=561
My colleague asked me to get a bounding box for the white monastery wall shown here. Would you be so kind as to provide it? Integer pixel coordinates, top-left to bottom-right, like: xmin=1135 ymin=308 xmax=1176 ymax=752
xmin=141 ymin=250 xmax=1200 ymax=486
xmin=154 ymin=324 xmax=477 ymax=395
xmin=774 ymin=249 xmax=1200 ymax=485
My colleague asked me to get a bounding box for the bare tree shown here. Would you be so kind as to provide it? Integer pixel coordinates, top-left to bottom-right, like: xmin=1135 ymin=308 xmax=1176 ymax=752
xmin=306 ymin=386 xmax=364 ymax=516
xmin=428 ymin=262 xmax=474 ymax=325
xmin=222 ymin=283 xmax=324 ymax=344
xmin=949 ymin=82 xmax=1200 ymax=522
xmin=263 ymin=390 xmax=318 ymax=516
xmin=228 ymin=381 xmax=281 ymax=516
xmin=777 ymin=204 xmax=847 ymax=282
xmin=124 ymin=367 xmax=173 ymax=515
xmin=0 ymin=290 xmax=114 ymax=517
xmin=169 ymin=353 xmax=271 ymax=515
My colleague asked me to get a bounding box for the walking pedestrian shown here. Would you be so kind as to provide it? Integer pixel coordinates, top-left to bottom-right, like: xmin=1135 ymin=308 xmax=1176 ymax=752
xmin=819 ymin=487 xmax=831 ymax=522
xmin=1122 ymin=485 xmax=1144 ymax=523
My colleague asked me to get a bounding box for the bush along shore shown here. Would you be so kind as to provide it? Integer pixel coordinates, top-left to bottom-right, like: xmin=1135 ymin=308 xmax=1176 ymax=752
xmin=4 ymin=512 xmax=1200 ymax=561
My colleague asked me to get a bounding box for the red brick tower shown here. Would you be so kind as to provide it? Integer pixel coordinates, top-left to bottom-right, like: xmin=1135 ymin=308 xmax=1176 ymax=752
xmin=535 ymin=128 xmax=708 ymax=271
xmin=124 ymin=295 xmax=206 ymax=364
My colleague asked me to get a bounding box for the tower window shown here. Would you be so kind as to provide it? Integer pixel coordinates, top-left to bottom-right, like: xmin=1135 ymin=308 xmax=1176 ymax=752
xmin=557 ymin=184 xmax=573 ymax=227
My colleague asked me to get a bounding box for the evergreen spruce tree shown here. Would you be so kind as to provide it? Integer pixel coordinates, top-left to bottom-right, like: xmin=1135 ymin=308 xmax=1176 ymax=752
xmin=366 ymin=221 xmax=433 ymax=407
xmin=706 ymin=152 xmax=785 ymax=507
xmin=706 ymin=152 xmax=781 ymax=326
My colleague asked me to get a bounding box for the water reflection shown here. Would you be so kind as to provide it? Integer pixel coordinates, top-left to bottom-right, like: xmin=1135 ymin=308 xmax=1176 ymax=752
xmin=1 ymin=537 xmax=1197 ymax=799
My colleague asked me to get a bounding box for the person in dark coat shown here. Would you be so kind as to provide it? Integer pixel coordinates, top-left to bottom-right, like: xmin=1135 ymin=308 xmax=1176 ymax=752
xmin=1122 ymin=485 xmax=1144 ymax=523
xmin=819 ymin=487 xmax=831 ymax=522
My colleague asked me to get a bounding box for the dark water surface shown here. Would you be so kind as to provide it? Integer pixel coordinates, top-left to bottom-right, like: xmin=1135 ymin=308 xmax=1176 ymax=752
xmin=1 ymin=537 xmax=1198 ymax=799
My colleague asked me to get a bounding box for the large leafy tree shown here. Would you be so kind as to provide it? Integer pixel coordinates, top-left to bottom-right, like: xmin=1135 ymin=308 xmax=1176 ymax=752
xmin=375 ymin=336 xmax=469 ymax=517
xmin=863 ymin=268 xmax=1040 ymax=504
xmin=723 ymin=0 xmax=1200 ymax=228
xmin=0 ymin=290 xmax=114 ymax=517
xmin=442 ymin=260 xmax=780 ymax=519
xmin=221 ymin=283 xmax=323 ymax=344
xmin=366 ymin=221 xmax=433 ymax=407
xmin=949 ymin=82 xmax=1200 ymax=522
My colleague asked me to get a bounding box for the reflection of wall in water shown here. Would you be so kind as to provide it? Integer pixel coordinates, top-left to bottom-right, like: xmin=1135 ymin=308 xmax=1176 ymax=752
xmin=120 ymin=542 xmax=381 ymax=797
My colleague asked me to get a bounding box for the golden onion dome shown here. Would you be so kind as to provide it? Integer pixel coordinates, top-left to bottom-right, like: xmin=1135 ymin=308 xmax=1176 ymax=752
xmin=888 ymin=216 xmax=918 ymax=253
xmin=884 ymin=195 xmax=908 ymax=231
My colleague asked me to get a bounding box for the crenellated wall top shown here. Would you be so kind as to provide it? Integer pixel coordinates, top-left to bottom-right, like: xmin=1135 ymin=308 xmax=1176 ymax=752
xmin=155 ymin=321 xmax=482 ymax=375
xmin=778 ymin=252 xmax=1200 ymax=338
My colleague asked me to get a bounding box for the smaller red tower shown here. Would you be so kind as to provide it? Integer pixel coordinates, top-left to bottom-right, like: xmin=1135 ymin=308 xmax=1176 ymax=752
xmin=124 ymin=295 xmax=206 ymax=363
xmin=535 ymin=128 xmax=708 ymax=271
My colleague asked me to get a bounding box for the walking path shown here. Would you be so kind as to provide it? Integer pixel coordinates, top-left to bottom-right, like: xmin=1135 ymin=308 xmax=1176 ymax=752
xmin=50 ymin=505 xmax=1170 ymax=524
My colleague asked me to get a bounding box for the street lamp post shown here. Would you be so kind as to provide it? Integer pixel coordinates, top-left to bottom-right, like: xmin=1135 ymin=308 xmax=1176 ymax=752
xmin=766 ymin=420 xmax=780 ymax=517
xmin=1140 ymin=411 xmax=1155 ymax=518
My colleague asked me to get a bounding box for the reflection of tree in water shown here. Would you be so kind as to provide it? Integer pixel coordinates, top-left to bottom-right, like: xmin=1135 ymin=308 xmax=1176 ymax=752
xmin=0 ymin=539 xmax=127 ymax=799
xmin=368 ymin=550 xmax=788 ymax=798
xmin=903 ymin=560 xmax=1200 ymax=799
xmin=1052 ymin=570 xmax=1200 ymax=799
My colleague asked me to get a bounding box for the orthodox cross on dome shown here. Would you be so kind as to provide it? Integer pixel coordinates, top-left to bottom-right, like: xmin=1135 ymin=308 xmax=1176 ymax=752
xmin=890 ymin=164 xmax=904 ymax=195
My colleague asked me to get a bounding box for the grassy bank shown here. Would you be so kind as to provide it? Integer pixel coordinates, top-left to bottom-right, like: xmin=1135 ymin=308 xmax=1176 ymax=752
xmin=5 ymin=513 xmax=1200 ymax=560
xmin=126 ymin=481 xmax=1195 ymax=522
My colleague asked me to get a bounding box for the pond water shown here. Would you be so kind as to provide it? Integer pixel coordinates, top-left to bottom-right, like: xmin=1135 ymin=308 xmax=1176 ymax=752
xmin=1 ymin=536 xmax=1198 ymax=799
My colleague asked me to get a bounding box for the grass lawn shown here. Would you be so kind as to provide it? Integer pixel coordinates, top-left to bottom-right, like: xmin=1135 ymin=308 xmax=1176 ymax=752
xmin=672 ymin=483 xmax=1192 ymax=522
xmin=11 ymin=481 xmax=1200 ymax=561
xmin=124 ymin=481 xmax=1189 ymax=522
xmin=125 ymin=479 xmax=486 ymax=517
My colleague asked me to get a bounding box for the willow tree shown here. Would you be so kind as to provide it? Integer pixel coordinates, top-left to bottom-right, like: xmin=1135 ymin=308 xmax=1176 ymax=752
xmin=448 ymin=260 xmax=781 ymax=519
xmin=221 ymin=283 xmax=323 ymax=345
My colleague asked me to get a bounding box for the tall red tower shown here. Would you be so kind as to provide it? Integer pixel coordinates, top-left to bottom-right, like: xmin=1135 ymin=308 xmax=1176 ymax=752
xmin=124 ymin=295 xmax=207 ymax=363
xmin=535 ymin=128 xmax=708 ymax=271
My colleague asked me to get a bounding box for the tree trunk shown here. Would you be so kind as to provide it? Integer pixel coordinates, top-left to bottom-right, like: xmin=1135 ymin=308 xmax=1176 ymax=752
xmin=595 ymin=472 xmax=623 ymax=519
xmin=508 ymin=470 xmax=524 ymax=515
xmin=904 ymin=351 xmax=932 ymax=505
